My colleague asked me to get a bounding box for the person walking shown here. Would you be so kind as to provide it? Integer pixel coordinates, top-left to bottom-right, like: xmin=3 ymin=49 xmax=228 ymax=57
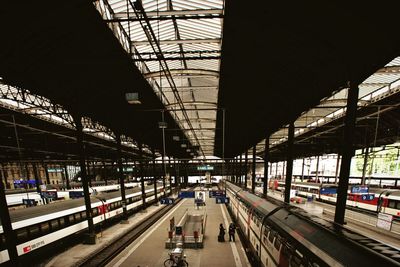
xmin=218 ymin=223 xmax=226 ymax=242
xmin=229 ymin=222 xmax=236 ymax=242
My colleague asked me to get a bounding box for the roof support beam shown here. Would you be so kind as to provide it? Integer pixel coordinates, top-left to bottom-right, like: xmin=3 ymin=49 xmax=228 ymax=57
xmin=114 ymin=9 xmax=223 ymax=19
xmin=144 ymin=69 xmax=219 ymax=79
xmin=132 ymin=38 xmax=221 ymax=46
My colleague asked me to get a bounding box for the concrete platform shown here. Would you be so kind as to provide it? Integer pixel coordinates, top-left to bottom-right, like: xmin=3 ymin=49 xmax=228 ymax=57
xmin=107 ymin=191 xmax=250 ymax=267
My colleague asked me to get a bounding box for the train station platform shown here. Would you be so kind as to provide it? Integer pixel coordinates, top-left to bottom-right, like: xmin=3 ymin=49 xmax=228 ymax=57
xmin=107 ymin=189 xmax=250 ymax=267
xmin=44 ymin=188 xmax=250 ymax=267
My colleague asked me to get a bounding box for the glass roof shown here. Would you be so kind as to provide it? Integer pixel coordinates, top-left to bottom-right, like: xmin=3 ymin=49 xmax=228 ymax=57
xmin=94 ymin=0 xmax=224 ymax=157
xmin=252 ymin=56 xmax=400 ymax=156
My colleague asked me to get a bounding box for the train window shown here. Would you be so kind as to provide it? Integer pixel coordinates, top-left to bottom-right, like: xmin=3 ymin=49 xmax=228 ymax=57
xmin=290 ymin=254 xmax=303 ymax=267
xmin=388 ymin=200 xmax=397 ymax=209
xmin=274 ymin=237 xmax=281 ymax=250
xmin=50 ymin=219 xmax=59 ymax=231
xmin=268 ymin=231 xmax=275 ymax=243
xmin=29 ymin=225 xmax=40 ymax=239
xmin=16 ymin=229 xmax=28 ymax=242
xmin=0 ymin=234 xmax=5 ymax=250
xmin=92 ymin=208 xmax=98 ymax=217
xmin=41 ymin=222 xmax=50 ymax=234
xmin=81 ymin=211 xmax=87 ymax=220
xmin=59 ymin=218 xmax=65 ymax=227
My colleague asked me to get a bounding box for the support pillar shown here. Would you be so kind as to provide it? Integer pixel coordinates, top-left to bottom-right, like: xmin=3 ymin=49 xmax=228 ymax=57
xmin=75 ymin=116 xmax=96 ymax=244
xmin=244 ymin=150 xmax=248 ymax=189
xmin=33 ymin=163 xmax=41 ymax=193
xmin=301 ymin=158 xmax=305 ymax=182
xmin=44 ymin=162 xmax=50 ymax=185
xmin=63 ymin=163 xmax=70 ymax=189
xmin=161 ymin=155 xmax=166 ymax=196
xmin=251 ymin=146 xmax=256 ymax=193
xmin=284 ymin=122 xmax=295 ymax=203
xmin=152 ymin=149 xmax=158 ymax=203
xmin=263 ymin=137 xmax=269 ymax=197
xmin=116 ymin=135 xmax=129 ymax=222
xmin=0 ymin=167 xmax=19 ymax=266
xmin=334 ymin=83 xmax=359 ymax=225
xmin=239 ymin=154 xmax=242 ymax=186
xmin=275 ymin=162 xmax=278 ymax=178
xmin=138 ymin=143 xmax=146 ymax=209
xmin=316 ymin=155 xmax=320 ymax=183
xmin=184 ymin=161 xmax=189 ymax=188
xmin=361 ymin=147 xmax=369 ymax=185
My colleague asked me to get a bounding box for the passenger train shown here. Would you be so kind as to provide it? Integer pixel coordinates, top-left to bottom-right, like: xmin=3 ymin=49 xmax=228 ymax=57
xmin=0 ymin=184 xmax=170 ymax=265
xmin=273 ymin=181 xmax=400 ymax=217
xmin=226 ymin=181 xmax=400 ymax=267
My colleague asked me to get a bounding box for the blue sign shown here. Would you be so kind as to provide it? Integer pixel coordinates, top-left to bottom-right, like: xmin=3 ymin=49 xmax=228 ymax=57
xmin=351 ymin=186 xmax=369 ymax=194
xmin=216 ymin=197 xmax=230 ymax=204
xmin=178 ymin=191 xmax=195 ymax=198
xmin=209 ymin=190 xmax=225 ymax=198
xmin=361 ymin=194 xmax=374 ymax=201
xmin=69 ymin=191 xmax=84 ymax=199
xmin=23 ymin=199 xmax=36 ymax=206
xmin=320 ymin=187 xmax=337 ymax=195
xmin=160 ymin=198 xmax=174 ymax=205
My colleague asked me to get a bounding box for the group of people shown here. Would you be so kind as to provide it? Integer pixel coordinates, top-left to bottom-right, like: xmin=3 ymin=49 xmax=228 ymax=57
xmin=218 ymin=222 xmax=236 ymax=242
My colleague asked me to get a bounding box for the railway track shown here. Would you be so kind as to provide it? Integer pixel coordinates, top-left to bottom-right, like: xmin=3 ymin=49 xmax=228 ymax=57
xmin=74 ymin=198 xmax=182 ymax=267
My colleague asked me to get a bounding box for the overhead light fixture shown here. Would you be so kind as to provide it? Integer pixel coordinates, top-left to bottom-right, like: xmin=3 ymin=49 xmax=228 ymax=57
xmin=181 ymin=143 xmax=187 ymax=148
xmin=173 ymin=135 xmax=180 ymax=141
xmin=186 ymin=148 xmax=191 ymax=152
xmin=125 ymin=92 xmax=141 ymax=104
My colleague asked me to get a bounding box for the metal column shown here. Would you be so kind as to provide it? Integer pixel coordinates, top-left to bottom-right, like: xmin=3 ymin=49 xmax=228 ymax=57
xmin=244 ymin=150 xmax=248 ymax=189
xmin=301 ymin=158 xmax=305 ymax=182
xmin=33 ymin=163 xmax=41 ymax=193
xmin=161 ymin=155 xmax=166 ymax=196
xmin=116 ymin=135 xmax=129 ymax=222
xmin=361 ymin=147 xmax=369 ymax=185
xmin=44 ymin=162 xmax=50 ymax=185
xmin=0 ymin=168 xmax=19 ymax=266
xmin=138 ymin=143 xmax=146 ymax=209
xmin=64 ymin=163 xmax=70 ymax=189
xmin=334 ymin=154 xmax=341 ymax=184
xmin=251 ymin=146 xmax=256 ymax=193
xmin=334 ymin=84 xmax=359 ymax=225
xmin=152 ymin=149 xmax=158 ymax=203
xmin=239 ymin=154 xmax=242 ymax=186
xmin=263 ymin=137 xmax=269 ymax=197
xmin=284 ymin=122 xmax=295 ymax=203
xmin=316 ymin=155 xmax=320 ymax=183
xmin=75 ymin=116 xmax=96 ymax=244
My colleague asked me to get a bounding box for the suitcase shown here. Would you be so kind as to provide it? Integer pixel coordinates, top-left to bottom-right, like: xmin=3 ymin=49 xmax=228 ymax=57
xmin=218 ymin=235 xmax=224 ymax=242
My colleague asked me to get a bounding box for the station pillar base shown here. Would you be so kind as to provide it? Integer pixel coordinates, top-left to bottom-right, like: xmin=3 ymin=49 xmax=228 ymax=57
xmin=83 ymin=233 xmax=97 ymax=244
xmin=120 ymin=219 xmax=130 ymax=224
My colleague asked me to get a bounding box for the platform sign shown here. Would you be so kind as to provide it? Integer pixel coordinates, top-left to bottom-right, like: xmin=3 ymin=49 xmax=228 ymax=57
xmin=41 ymin=191 xmax=57 ymax=200
xmin=197 ymin=165 xmax=214 ymax=171
xmin=351 ymin=186 xmax=369 ymax=194
xmin=209 ymin=190 xmax=225 ymax=198
xmin=216 ymin=196 xmax=230 ymax=204
xmin=178 ymin=191 xmax=195 ymax=198
xmin=376 ymin=213 xmax=393 ymax=231
xmin=361 ymin=194 xmax=375 ymax=201
xmin=320 ymin=187 xmax=337 ymax=195
xmin=160 ymin=198 xmax=174 ymax=205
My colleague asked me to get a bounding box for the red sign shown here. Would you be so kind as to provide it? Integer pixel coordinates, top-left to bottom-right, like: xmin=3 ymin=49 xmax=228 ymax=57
xmin=23 ymin=246 xmax=31 ymax=253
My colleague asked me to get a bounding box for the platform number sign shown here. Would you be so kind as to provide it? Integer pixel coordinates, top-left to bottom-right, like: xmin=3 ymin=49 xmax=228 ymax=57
xmin=361 ymin=194 xmax=374 ymax=201
xmin=160 ymin=198 xmax=174 ymax=205
xmin=216 ymin=196 xmax=230 ymax=204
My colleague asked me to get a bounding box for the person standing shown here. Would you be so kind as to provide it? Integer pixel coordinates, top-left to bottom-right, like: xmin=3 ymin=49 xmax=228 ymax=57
xmin=229 ymin=222 xmax=236 ymax=242
xmin=218 ymin=223 xmax=226 ymax=242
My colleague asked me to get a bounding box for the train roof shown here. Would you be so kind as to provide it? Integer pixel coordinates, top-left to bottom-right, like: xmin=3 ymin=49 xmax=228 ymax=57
xmin=3 ymin=186 xmax=148 ymax=225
